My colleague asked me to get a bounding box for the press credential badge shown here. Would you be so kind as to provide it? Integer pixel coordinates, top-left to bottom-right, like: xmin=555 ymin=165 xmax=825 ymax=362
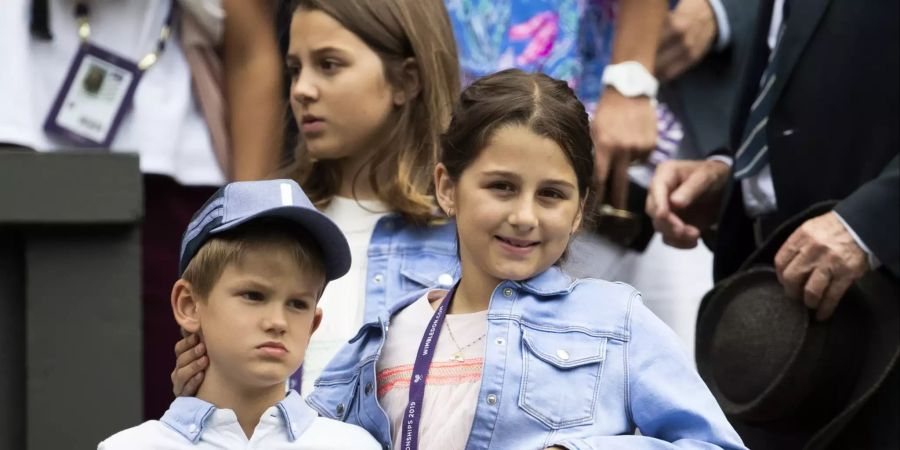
xmin=43 ymin=1 xmax=173 ymax=147
xmin=45 ymin=47 xmax=139 ymax=146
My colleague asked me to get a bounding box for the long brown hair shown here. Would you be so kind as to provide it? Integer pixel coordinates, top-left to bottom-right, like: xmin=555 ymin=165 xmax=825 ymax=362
xmin=286 ymin=0 xmax=460 ymax=225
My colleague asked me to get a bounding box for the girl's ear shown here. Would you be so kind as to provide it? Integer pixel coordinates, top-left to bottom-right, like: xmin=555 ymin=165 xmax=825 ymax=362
xmin=392 ymin=57 xmax=421 ymax=106
xmin=571 ymin=197 xmax=586 ymax=235
xmin=171 ymin=279 xmax=202 ymax=334
xmin=434 ymin=163 xmax=457 ymax=217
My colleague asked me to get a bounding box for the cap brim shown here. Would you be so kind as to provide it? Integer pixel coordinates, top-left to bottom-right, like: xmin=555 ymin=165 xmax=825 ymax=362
xmin=210 ymin=206 xmax=350 ymax=282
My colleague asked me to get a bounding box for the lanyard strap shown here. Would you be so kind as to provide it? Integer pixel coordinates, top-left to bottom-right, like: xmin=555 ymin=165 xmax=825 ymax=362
xmin=402 ymin=284 xmax=458 ymax=450
xmin=74 ymin=1 xmax=176 ymax=70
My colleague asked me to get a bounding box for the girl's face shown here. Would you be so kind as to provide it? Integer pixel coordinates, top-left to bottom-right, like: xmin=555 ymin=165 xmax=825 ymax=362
xmin=435 ymin=126 xmax=583 ymax=287
xmin=287 ymin=9 xmax=402 ymax=165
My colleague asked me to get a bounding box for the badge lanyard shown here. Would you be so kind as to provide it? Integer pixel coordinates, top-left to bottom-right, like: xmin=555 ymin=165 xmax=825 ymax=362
xmin=402 ymin=284 xmax=458 ymax=450
xmin=42 ymin=1 xmax=176 ymax=147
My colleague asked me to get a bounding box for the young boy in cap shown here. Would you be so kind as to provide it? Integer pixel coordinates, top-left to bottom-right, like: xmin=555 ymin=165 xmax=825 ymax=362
xmin=99 ymin=179 xmax=379 ymax=449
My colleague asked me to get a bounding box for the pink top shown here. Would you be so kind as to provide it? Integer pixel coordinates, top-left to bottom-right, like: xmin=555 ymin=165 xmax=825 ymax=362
xmin=376 ymin=290 xmax=488 ymax=450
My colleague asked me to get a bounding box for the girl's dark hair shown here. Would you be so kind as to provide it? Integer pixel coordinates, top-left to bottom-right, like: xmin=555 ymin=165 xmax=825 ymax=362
xmin=439 ymin=69 xmax=594 ymax=198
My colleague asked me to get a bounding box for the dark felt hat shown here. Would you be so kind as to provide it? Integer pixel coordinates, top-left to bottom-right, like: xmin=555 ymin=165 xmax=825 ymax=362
xmin=695 ymin=201 xmax=900 ymax=448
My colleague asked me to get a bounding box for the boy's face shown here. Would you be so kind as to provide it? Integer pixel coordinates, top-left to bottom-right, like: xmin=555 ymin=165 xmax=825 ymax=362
xmin=197 ymin=245 xmax=324 ymax=390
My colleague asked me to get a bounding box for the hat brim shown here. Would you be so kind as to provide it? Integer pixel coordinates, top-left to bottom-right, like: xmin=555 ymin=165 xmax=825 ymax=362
xmin=210 ymin=206 xmax=351 ymax=282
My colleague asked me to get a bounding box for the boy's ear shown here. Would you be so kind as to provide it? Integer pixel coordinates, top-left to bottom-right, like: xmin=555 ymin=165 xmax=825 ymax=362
xmin=310 ymin=307 xmax=324 ymax=336
xmin=171 ymin=279 xmax=202 ymax=333
xmin=392 ymin=57 xmax=421 ymax=106
xmin=434 ymin=163 xmax=456 ymax=217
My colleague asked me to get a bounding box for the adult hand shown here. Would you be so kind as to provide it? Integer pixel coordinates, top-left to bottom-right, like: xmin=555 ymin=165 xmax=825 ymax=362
xmin=592 ymin=88 xmax=658 ymax=207
xmin=774 ymin=212 xmax=869 ymax=321
xmin=171 ymin=333 xmax=208 ymax=397
xmin=646 ymin=159 xmax=729 ymax=248
xmin=655 ymin=0 xmax=718 ymax=82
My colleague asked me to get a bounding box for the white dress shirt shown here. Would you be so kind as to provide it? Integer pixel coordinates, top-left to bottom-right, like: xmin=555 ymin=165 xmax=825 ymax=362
xmin=98 ymin=390 xmax=380 ymax=449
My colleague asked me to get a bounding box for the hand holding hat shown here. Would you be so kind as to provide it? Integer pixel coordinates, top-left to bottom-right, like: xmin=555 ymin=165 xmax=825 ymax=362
xmin=774 ymin=211 xmax=869 ymax=322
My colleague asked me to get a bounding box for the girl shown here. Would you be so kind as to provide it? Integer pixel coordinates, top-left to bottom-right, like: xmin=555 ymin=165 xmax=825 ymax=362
xmin=448 ymin=0 xmax=715 ymax=359
xmin=307 ymin=69 xmax=745 ymax=449
xmin=172 ymin=0 xmax=462 ymax=396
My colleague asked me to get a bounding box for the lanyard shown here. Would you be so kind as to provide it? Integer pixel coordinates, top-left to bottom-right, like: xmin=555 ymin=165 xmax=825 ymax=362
xmin=73 ymin=1 xmax=176 ymax=71
xmin=402 ymin=284 xmax=458 ymax=450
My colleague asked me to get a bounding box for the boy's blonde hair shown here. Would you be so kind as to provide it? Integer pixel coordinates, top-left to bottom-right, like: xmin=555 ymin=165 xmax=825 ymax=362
xmin=286 ymin=0 xmax=461 ymax=225
xmin=181 ymin=220 xmax=327 ymax=299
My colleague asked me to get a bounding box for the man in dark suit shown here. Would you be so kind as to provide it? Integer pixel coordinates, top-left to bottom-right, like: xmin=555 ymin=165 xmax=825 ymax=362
xmin=647 ymin=0 xmax=899 ymax=446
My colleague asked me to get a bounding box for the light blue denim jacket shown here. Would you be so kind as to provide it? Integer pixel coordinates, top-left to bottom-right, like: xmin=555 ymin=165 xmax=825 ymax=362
xmin=307 ymin=266 xmax=745 ymax=450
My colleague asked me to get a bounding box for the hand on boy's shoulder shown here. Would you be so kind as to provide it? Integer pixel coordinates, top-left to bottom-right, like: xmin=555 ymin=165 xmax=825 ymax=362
xmin=303 ymin=416 xmax=382 ymax=449
xmin=97 ymin=420 xmax=176 ymax=450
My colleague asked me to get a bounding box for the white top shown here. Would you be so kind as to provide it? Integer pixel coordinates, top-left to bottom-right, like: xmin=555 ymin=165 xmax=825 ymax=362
xmin=377 ymin=290 xmax=487 ymax=450
xmin=0 ymin=0 xmax=223 ymax=186
xmin=301 ymin=196 xmax=389 ymax=395
xmin=98 ymin=390 xmax=380 ymax=449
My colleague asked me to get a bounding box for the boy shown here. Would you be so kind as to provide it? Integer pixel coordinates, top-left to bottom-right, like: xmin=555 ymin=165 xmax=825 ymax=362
xmin=99 ymin=179 xmax=380 ymax=449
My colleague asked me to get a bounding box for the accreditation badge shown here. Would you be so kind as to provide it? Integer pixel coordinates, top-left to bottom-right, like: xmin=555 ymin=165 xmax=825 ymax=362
xmin=43 ymin=44 xmax=143 ymax=148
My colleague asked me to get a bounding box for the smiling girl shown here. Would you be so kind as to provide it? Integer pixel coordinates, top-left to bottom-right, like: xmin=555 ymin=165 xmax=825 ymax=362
xmin=307 ymin=69 xmax=745 ymax=449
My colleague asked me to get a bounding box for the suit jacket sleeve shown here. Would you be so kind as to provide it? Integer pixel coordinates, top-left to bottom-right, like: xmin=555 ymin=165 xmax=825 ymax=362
xmin=833 ymin=155 xmax=900 ymax=276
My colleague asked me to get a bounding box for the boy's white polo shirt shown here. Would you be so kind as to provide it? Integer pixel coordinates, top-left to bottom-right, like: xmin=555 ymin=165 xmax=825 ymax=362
xmin=98 ymin=390 xmax=380 ymax=449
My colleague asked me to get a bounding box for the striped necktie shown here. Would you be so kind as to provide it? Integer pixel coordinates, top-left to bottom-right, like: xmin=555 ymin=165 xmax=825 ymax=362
xmin=734 ymin=2 xmax=789 ymax=180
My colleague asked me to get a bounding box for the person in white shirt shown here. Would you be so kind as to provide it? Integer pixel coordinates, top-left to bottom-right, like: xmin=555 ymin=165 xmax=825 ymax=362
xmin=98 ymin=179 xmax=379 ymax=449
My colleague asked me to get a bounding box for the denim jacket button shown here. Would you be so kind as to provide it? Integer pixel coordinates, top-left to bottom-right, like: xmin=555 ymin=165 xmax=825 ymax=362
xmin=495 ymin=337 xmax=505 ymax=346
xmin=486 ymin=394 xmax=498 ymax=405
xmin=372 ymin=273 xmax=384 ymax=284
xmin=364 ymin=382 xmax=373 ymax=395
xmin=188 ymin=424 xmax=198 ymax=433
xmin=438 ymin=273 xmax=454 ymax=287
xmin=336 ymin=403 xmax=345 ymax=418
xmin=502 ymin=288 xmax=514 ymax=297
xmin=556 ymin=349 xmax=570 ymax=361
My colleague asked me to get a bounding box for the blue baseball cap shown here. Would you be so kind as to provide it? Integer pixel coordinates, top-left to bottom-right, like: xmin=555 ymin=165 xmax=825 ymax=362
xmin=178 ymin=179 xmax=350 ymax=281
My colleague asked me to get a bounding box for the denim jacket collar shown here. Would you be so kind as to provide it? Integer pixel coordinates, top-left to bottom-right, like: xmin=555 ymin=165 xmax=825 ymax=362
xmin=160 ymin=390 xmax=314 ymax=443
xmin=513 ymin=266 xmax=576 ymax=297
xmin=352 ymin=266 xmax=576 ymax=339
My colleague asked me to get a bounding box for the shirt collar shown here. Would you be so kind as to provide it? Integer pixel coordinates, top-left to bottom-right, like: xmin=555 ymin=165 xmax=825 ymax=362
xmin=160 ymin=390 xmax=315 ymax=444
xmin=277 ymin=389 xmax=317 ymax=441
xmin=160 ymin=396 xmax=216 ymax=444
xmin=513 ymin=266 xmax=576 ymax=296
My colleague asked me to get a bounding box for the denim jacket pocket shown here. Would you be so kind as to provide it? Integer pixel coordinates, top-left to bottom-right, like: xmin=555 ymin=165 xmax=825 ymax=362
xmin=518 ymin=326 xmax=607 ymax=429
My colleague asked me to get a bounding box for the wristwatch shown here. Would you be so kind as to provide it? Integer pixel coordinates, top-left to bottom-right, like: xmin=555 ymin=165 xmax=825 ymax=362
xmin=601 ymin=61 xmax=659 ymax=98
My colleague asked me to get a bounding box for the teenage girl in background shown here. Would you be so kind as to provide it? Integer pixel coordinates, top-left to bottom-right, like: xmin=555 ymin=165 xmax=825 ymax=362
xmin=307 ymin=69 xmax=745 ymax=450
